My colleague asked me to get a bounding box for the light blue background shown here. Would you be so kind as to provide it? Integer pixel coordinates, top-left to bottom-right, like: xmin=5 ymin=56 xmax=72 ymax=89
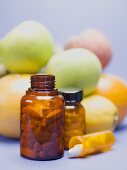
xmin=0 ymin=1 xmax=127 ymax=170
xmin=0 ymin=0 xmax=127 ymax=79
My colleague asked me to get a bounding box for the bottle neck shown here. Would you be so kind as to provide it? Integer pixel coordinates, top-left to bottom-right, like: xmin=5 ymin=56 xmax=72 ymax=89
xmin=30 ymin=74 xmax=55 ymax=91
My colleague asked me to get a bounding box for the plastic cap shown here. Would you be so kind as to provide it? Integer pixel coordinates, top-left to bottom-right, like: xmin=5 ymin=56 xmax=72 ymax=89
xmin=59 ymin=88 xmax=83 ymax=102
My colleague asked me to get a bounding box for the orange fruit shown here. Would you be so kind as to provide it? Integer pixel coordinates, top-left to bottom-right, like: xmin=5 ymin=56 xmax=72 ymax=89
xmin=95 ymin=74 xmax=127 ymax=125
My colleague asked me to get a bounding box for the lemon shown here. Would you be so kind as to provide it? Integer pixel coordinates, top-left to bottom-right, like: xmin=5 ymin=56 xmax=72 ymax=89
xmin=82 ymin=95 xmax=118 ymax=134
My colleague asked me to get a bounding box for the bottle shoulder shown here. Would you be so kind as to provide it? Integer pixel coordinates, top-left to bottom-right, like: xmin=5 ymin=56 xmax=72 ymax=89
xmin=65 ymin=102 xmax=85 ymax=114
xmin=22 ymin=91 xmax=63 ymax=100
xmin=21 ymin=90 xmax=64 ymax=107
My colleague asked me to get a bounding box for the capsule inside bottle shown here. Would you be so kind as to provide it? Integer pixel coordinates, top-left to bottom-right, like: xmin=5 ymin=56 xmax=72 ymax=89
xmin=20 ymin=74 xmax=65 ymax=160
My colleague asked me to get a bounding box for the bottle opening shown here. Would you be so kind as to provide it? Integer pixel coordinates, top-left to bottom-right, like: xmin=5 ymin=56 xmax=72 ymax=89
xmin=31 ymin=74 xmax=55 ymax=91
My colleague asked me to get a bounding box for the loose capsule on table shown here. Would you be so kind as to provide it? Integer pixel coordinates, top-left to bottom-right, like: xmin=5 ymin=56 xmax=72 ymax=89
xmin=68 ymin=131 xmax=115 ymax=158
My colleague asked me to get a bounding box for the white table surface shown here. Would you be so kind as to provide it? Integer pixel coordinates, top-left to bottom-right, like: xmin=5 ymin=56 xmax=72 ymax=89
xmin=0 ymin=118 xmax=127 ymax=170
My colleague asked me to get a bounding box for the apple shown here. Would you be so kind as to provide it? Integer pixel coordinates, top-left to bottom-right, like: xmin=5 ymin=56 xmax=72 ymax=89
xmin=46 ymin=48 xmax=102 ymax=96
xmin=0 ymin=20 xmax=54 ymax=73
xmin=65 ymin=29 xmax=112 ymax=68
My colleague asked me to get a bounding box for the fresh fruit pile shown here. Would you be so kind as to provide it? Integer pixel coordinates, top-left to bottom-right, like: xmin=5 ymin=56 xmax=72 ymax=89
xmin=0 ymin=20 xmax=126 ymax=138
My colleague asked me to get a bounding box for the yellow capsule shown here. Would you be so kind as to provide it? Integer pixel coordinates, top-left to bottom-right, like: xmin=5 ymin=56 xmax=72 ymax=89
xmin=69 ymin=131 xmax=115 ymax=158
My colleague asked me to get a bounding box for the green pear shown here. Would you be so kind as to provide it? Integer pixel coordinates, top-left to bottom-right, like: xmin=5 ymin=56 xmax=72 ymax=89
xmin=0 ymin=20 xmax=54 ymax=73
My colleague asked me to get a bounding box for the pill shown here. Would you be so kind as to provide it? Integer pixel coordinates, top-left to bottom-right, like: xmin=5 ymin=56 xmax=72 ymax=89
xmin=68 ymin=131 xmax=115 ymax=158
xmin=39 ymin=151 xmax=45 ymax=158
xmin=21 ymin=147 xmax=38 ymax=159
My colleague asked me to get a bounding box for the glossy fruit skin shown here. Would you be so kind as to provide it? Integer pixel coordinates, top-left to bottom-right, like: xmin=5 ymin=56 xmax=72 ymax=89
xmin=0 ymin=74 xmax=30 ymax=138
xmin=95 ymin=74 xmax=127 ymax=125
xmin=46 ymin=49 xmax=102 ymax=96
xmin=65 ymin=29 xmax=112 ymax=69
xmin=20 ymin=89 xmax=64 ymax=160
xmin=0 ymin=21 xmax=54 ymax=73
xmin=82 ymin=95 xmax=118 ymax=133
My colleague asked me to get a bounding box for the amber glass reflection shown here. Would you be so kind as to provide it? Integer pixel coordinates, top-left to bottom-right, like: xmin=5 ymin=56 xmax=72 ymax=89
xmin=20 ymin=75 xmax=64 ymax=160
xmin=64 ymin=102 xmax=85 ymax=150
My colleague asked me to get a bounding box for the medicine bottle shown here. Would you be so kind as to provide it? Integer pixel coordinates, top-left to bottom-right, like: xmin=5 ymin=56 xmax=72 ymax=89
xmin=60 ymin=89 xmax=85 ymax=150
xmin=20 ymin=74 xmax=64 ymax=160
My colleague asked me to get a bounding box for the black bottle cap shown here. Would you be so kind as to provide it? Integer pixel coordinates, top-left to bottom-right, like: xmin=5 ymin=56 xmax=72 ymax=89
xmin=59 ymin=88 xmax=84 ymax=103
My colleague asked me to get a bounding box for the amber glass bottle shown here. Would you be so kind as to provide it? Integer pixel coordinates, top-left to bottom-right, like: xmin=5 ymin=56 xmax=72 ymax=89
xmin=20 ymin=74 xmax=64 ymax=160
xmin=60 ymin=89 xmax=85 ymax=150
